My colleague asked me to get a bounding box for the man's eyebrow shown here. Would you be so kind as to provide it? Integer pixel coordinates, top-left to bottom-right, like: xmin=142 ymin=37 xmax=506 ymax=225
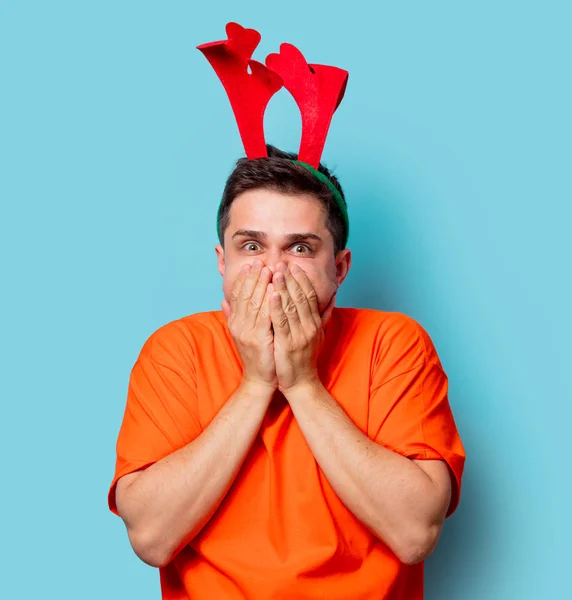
xmin=231 ymin=230 xmax=267 ymax=240
xmin=284 ymin=233 xmax=323 ymax=244
xmin=231 ymin=231 xmax=322 ymax=244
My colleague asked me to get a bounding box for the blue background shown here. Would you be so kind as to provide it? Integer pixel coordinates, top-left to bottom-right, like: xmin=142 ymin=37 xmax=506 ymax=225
xmin=1 ymin=1 xmax=570 ymax=598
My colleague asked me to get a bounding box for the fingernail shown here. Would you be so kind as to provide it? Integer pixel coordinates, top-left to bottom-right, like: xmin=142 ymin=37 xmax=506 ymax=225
xmin=252 ymin=259 xmax=262 ymax=270
xmin=275 ymin=272 xmax=284 ymax=284
xmin=241 ymin=264 xmax=251 ymax=273
xmin=291 ymin=264 xmax=300 ymax=274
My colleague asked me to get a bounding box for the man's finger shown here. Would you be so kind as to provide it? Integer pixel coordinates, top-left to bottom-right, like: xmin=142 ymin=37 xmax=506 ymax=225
xmin=235 ymin=260 xmax=263 ymax=322
xmin=288 ymin=264 xmax=321 ymax=329
xmin=269 ymin=285 xmax=291 ymax=342
xmin=245 ymin=266 xmax=271 ymax=328
xmin=273 ymin=268 xmax=302 ymax=335
xmin=259 ymin=285 xmax=271 ymax=318
xmin=282 ymin=265 xmax=316 ymax=332
xmin=255 ymin=284 xmax=272 ymax=330
xmin=229 ymin=263 xmax=251 ymax=318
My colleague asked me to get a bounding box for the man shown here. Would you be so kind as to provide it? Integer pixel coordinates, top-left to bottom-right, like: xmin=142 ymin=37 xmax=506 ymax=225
xmin=108 ymin=145 xmax=466 ymax=599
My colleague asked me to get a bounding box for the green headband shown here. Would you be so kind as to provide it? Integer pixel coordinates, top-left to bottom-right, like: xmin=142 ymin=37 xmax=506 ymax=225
xmin=292 ymin=161 xmax=349 ymax=244
xmin=217 ymin=160 xmax=349 ymax=247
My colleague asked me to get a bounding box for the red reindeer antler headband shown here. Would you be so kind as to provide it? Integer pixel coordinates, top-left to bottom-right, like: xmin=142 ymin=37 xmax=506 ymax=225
xmin=197 ymin=22 xmax=348 ymax=168
xmin=197 ymin=23 xmax=283 ymax=159
xmin=197 ymin=23 xmax=349 ymax=245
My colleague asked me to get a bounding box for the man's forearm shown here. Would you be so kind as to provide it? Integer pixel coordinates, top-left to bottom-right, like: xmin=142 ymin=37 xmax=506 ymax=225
xmin=116 ymin=381 xmax=274 ymax=568
xmin=284 ymin=381 xmax=447 ymax=565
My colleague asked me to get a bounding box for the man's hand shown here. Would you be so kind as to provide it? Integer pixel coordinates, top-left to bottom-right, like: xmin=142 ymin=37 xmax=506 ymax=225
xmin=269 ymin=262 xmax=336 ymax=393
xmin=222 ymin=259 xmax=277 ymax=391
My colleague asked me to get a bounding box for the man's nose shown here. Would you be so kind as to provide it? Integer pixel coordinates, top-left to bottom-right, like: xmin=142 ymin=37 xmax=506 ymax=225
xmin=265 ymin=260 xmax=294 ymax=277
xmin=264 ymin=250 xmax=286 ymax=274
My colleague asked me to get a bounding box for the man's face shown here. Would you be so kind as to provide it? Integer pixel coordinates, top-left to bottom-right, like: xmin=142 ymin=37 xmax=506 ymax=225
xmin=215 ymin=188 xmax=351 ymax=314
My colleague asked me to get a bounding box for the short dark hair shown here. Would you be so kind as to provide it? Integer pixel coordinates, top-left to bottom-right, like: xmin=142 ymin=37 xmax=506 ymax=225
xmin=218 ymin=145 xmax=348 ymax=255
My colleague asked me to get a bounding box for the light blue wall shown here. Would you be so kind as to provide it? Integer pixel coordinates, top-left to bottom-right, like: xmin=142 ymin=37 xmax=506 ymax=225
xmin=1 ymin=1 xmax=570 ymax=598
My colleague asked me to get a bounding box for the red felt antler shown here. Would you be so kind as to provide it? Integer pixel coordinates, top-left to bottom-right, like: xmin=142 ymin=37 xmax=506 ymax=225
xmin=266 ymin=43 xmax=348 ymax=168
xmin=197 ymin=23 xmax=283 ymax=158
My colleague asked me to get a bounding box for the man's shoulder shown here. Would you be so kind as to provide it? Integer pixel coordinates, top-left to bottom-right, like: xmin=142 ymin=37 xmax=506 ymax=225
xmin=334 ymin=306 xmax=424 ymax=334
xmin=178 ymin=309 xmax=227 ymax=333
xmin=335 ymin=307 xmax=440 ymax=364
xmin=137 ymin=310 xmax=226 ymax=360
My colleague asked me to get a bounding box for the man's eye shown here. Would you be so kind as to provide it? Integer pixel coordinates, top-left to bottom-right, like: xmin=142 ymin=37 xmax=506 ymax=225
xmin=243 ymin=243 xmax=261 ymax=252
xmin=292 ymin=244 xmax=310 ymax=254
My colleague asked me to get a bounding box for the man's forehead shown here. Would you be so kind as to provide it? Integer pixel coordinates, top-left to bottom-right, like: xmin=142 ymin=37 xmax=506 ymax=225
xmin=231 ymin=189 xmax=324 ymax=217
xmin=229 ymin=190 xmax=327 ymax=226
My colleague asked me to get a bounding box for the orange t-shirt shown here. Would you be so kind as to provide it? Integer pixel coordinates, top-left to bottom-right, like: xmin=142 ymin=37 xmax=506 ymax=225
xmin=108 ymin=307 xmax=465 ymax=599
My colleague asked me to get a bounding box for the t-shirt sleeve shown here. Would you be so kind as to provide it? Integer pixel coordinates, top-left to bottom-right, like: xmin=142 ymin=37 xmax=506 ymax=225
xmin=108 ymin=323 xmax=203 ymax=517
xmin=367 ymin=314 xmax=466 ymax=518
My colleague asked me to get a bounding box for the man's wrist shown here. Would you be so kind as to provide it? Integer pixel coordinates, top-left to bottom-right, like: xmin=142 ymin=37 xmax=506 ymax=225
xmin=281 ymin=377 xmax=325 ymax=402
xmin=238 ymin=378 xmax=276 ymax=402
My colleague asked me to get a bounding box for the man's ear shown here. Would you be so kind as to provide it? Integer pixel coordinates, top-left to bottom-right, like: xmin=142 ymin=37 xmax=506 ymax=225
xmin=335 ymin=248 xmax=352 ymax=287
xmin=215 ymin=244 xmax=225 ymax=277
